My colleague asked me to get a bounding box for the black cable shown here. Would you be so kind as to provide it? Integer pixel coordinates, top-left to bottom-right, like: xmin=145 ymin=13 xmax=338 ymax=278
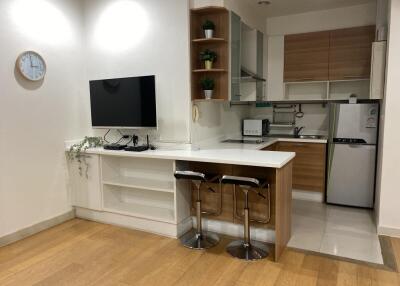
xmin=103 ymin=129 xmax=111 ymax=143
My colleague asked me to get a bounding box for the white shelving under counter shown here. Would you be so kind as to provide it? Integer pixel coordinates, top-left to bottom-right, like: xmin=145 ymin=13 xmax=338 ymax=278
xmin=100 ymin=156 xmax=177 ymax=222
xmin=102 ymin=176 xmax=174 ymax=193
xmin=103 ymin=185 xmax=175 ymax=223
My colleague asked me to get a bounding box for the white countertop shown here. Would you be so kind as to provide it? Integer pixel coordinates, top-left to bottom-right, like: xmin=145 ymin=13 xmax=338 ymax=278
xmin=72 ymin=136 xmax=326 ymax=169
xmin=203 ymin=136 xmax=327 ymax=151
xmin=86 ymin=147 xmax=295 ymax=168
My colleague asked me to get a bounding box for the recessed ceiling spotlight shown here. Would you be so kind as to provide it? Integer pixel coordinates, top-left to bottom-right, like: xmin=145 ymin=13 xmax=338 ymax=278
xmin=258 ymin=0 xmax=271 ymax=5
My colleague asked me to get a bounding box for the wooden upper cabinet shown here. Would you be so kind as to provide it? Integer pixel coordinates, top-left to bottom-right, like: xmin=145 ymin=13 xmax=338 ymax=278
xmin=284 ymin=31 xmax=330 ymax=82
xmin=329 ymin=26 xmax=375 ymax=80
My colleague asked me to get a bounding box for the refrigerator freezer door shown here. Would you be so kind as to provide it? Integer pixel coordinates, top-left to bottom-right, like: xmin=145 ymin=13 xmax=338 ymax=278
xmin=327 ymin=143 xmax=376 ymax=207
xmin=330 ymin=103 xmax=379 ymax=144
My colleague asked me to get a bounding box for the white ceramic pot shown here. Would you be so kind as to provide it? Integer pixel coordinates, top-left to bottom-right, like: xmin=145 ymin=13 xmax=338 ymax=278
xmin=204 ymin=90 xmax=213 ymax=100
xmin=204 ymin=29 xmax=214 ymax=39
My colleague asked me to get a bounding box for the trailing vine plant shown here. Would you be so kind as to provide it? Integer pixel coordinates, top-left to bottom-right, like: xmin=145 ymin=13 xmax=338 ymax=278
xmin=67 ymin=136 xmax=104 ymax=178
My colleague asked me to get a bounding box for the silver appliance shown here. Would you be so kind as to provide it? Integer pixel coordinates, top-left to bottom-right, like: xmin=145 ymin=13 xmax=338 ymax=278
xmin=327 ymin=103 xmax=379 ymax=208
xmin=242 ymin=119 xmax=270 ymax=136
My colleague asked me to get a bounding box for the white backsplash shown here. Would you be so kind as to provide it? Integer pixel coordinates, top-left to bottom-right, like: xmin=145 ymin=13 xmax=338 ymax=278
xmin=248 ymin=104 xmax=329 ymax=136
xmin=191 ymin=102 xmax=329 ymax=145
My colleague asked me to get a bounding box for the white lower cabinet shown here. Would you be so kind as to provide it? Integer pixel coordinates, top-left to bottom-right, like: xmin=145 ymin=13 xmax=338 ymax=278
xmin=68 ymin=153 xmax=192 ymax=237
xmin=68 ymin=154 xmax=102 ymax=211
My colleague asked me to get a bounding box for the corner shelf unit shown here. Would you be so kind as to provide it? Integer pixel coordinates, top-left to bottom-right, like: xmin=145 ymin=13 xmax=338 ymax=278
xmin=190 ymin=6 xmax=229 ymax=101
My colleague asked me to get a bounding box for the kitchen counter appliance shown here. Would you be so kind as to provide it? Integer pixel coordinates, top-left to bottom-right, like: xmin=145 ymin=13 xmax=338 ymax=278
xmin=243 ymin=119 xmax=270 ymax=136
xmin=327 ymin=103 xmax=379 ymax=208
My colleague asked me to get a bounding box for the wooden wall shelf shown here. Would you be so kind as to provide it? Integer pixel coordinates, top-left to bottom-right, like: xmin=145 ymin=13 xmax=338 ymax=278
xmin=192 ymin=38 xmax=227 ymax=43
xmin=190 ymin=7 xmax=229 ymax=101
xmin=193 ymin=69 xmax=227 ymax=73
xmin=191 ymin=6 xmax=228 ymax=14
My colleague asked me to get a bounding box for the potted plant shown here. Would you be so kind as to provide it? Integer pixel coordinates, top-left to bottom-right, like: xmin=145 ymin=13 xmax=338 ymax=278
xmin=200 ymin=77 xmax=215 ymax=100
xmin=67 ymin=136 xmax=104 ymax=178
xmin=200 ymin=49 xmax=217 ymax=70
xmin=202 ymin=20 xmax=215 ymax=39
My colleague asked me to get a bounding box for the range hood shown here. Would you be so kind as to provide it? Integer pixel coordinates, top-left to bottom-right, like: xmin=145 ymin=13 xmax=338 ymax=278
xmin=241 ymin=67 xmax=266 ymax=82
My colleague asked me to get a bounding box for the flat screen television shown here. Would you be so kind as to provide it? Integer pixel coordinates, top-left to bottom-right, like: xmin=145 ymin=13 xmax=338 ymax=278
xmin=89 ymin=75 xmax=157 ymax=129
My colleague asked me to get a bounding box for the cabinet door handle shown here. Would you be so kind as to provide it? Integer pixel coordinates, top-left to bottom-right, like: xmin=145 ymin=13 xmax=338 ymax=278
xmin=299 ymin=78 xmax=314 ymax=81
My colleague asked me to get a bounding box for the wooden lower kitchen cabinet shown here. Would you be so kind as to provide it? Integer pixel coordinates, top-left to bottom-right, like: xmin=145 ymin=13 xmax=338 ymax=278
xmin=263 ymin=142 xmax=326 ymax=193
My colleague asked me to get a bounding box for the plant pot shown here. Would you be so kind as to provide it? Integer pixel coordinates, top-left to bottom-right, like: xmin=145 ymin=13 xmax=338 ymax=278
xmin=204 ymin=29 xmax=214 ymax=39
xmin=204 ymin=90 xmax=213 ymax=100
xmin=204 ymin=60 xmax=213 ymax=70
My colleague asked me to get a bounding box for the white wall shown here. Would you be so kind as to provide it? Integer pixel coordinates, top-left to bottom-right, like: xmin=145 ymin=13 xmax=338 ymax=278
xmin=0 ymin=0 xmax=193 ymax=239
xmin=83 ymin=0 xmax=192 ymax=143
xmin=0 ymin=0 xmax=85 ymax=237
xmin=376 ymin=0 xmax=400 ymax=236
xmin=191 ymin=102 xmax=249 ymax=144
xmin=190 ymin=0 xmax=266 ymax=32
xmin=224 ymin=0 xmax=266 ymax=33
xmin=248 ymin=104 xmax=329 ymax=135
xmin=266 ymin=3 xmax=377 ymax=36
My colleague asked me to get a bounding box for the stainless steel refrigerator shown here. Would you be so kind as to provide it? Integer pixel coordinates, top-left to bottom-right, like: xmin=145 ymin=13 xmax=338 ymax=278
xmin=327 ymin=103 xmax=379 ymax=208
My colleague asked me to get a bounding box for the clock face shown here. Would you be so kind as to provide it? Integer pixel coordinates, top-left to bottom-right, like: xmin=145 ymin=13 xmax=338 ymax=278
xmin=17 ymin=51 xmax=46 ymax=81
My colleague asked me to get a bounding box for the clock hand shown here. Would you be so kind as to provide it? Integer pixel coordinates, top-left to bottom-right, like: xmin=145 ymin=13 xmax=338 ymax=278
xmin=29 ymin=54 xmax=33 ymax=67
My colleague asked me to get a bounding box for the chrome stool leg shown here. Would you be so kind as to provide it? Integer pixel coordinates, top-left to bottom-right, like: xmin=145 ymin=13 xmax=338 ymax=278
xmin=180 ymin=180 xmax=219 ymax=250
xmin=226 ymin=188 xmax=269 ymax=260
xmin=220 ymin=175 xmax=270 ymax=261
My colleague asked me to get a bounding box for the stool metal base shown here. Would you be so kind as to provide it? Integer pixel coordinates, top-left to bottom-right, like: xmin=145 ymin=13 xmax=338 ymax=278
xmin=180 ymin=229 xmax=220 ymax=250
xmin=226 ymin=240 xmax=269 ymax=260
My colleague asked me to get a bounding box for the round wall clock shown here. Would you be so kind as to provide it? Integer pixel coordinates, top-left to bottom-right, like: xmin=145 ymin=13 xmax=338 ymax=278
xmin=17 ymin=51 xmax=46 ymax=81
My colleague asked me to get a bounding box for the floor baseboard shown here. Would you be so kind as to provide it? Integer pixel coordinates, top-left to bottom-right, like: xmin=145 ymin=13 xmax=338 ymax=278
xmin=378 ymin=225 xmax=400 ymax=238
xmin=292 ymin=189 xmax=324 ymax=203
xmin=0 ymin=210 xmax=75 ymax=248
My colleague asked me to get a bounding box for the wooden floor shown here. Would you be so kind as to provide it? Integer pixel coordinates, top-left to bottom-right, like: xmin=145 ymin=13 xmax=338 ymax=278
xmin=0 ymin=219 xmax=399 ymax=286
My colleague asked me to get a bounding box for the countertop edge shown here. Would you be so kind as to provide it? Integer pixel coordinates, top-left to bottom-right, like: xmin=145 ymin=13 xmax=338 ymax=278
xmin=74 ymin=148 xmax=296 ymax=169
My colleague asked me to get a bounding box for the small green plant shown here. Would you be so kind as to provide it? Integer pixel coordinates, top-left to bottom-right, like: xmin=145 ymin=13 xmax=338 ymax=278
xmin=200 ymin=77 xmax=215 ymax=90
xmin=202 ymin=20 xmax=215 ymax=30
xmin=200 ymin=49 xmax=217 ymax=63
xmin=67 ymin=136 xmax=104 ymax=178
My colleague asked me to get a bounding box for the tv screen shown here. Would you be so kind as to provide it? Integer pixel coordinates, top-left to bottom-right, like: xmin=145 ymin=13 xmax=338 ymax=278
xmin=89 ymin=75 xmax=157 ymax=128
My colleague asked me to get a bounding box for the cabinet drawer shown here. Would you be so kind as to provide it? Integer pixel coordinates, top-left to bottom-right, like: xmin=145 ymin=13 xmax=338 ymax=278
xmin=276 ymin=142 xmax=326 ymax=193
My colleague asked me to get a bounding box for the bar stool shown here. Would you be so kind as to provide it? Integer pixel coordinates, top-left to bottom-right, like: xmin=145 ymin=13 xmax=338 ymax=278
xmin=174 ymin=171 xmax=221 ymax=250
xmin=221 ymin=175 xmax=270 ymax=260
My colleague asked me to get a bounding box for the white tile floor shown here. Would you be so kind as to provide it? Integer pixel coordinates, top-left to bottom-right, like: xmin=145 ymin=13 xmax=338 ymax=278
xmin=288 ymin=199 xmax=383 ymax=264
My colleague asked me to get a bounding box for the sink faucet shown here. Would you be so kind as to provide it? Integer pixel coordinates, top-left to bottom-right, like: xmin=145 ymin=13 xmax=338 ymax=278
xmin=294 ymin=126 xmax=304 ymax=137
